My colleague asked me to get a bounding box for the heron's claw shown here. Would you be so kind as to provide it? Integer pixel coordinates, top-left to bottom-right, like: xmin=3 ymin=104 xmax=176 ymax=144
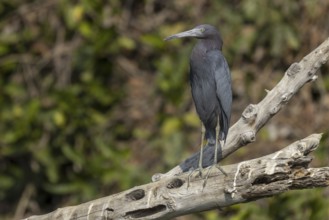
xmin=203 ymin=163 xmax=226 ymax=188
xmin=215 ymin=164 xmax=227 ymax=176
xmin=186 ymin=167 xmax=205 ymax=189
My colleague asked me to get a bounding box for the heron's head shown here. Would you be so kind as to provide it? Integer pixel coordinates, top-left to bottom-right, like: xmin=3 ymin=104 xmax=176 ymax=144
xmin=164 ymin=24 xmax=220 ymax=41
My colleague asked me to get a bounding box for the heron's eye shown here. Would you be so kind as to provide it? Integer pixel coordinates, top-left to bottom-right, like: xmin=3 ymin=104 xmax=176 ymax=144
xmin=200 ymin=28 xmax=205 ymax=33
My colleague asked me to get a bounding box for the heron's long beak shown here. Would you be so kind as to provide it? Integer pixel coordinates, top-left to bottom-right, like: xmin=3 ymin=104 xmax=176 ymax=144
xmin=164 ymin=27 xmax=204 ymax=41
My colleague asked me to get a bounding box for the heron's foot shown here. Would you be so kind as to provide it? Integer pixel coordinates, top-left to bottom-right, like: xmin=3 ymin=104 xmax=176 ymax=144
xmin=215 ymin=164 xmax=227 ymax=176
xmin=186 ymin=167 xmax=207 ymax=189
xmin=198 ymin=166 xmax=205 ymax=178
xmin=203 ymin=164 xmax=227 ymax=188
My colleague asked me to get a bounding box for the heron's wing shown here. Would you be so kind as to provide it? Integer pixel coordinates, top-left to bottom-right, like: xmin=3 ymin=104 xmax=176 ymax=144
xmin=189 ymin=55 xmax=217 ymax=125
xmin=208 ymin=50 xmax=232 ymax=140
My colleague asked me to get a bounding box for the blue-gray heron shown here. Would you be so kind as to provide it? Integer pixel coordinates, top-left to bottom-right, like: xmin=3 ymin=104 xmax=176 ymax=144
xmin=165 ymin=24 xmax=232 ymax=177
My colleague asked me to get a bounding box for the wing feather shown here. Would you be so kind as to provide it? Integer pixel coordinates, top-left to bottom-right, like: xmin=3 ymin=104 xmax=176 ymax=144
xmin=208 ymin=50 xmax=232 ymax=141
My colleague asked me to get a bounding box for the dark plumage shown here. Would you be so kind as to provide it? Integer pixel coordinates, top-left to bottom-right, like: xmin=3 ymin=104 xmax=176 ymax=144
xmin=165 ymin=24 xmax=232 ymax=171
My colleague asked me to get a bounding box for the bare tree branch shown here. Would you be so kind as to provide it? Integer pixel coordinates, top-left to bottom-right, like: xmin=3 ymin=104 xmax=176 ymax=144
xmin=25 ymin=134 xmax=328 ymax=220
xmin=24 ymin=38 xmax=329 ymax=220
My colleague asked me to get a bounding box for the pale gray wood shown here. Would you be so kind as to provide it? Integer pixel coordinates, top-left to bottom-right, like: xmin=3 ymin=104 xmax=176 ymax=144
xmin=24 ymin=38 xmax=329 ymax=220
xmin=25 ymin=134 xmax=329 ymax=220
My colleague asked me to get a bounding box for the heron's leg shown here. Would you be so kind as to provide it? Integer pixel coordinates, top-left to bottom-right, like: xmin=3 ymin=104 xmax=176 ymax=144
xmin=198 ymin=124 xmax=205 ymax=178
xmin=203 ymin=120 xmax=227 ymax=187
xmin=186 ymin=168 xmax=194 ymax=189
xmin=215 ymin=139 xmax=227 ymax=175
xmin=214 ymin=123 xmax=227 ymax=175
xmin=187 ymin=125 xmax=205 ymax=188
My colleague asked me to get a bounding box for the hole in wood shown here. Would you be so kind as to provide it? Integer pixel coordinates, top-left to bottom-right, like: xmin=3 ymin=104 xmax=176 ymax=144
xmin=125 ymin=189 xmax=145 ymax=201
xmin=253 ymin=175 xmax=271 ymax=185
xmin=253 ymin=173 xmax=287 ymax=185
xmin=126 ymin=205 xmax=166 ymax=218
xmin=167 ymin=178 xmax=184 ymax=189
xmin=105 ymin=208 xmax=114 ymax=212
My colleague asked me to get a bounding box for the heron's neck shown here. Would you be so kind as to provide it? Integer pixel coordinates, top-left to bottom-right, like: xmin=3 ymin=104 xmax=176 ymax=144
xmin=196 ymin=37 xmax=223 ymax=53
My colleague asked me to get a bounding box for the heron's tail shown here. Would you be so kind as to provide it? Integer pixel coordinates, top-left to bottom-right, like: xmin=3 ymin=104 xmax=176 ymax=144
xmin=205 ymin=128 xmax=216 ymax=145
xmin=219 ymin=114 xmax=229 ymax=142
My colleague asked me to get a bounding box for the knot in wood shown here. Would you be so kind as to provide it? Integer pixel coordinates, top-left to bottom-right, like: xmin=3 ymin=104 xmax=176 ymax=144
xmin=311 ymin=75 xmax=318 ymax=81
xmin=309 ymin=60 xmax=322 ymax=77
xmin=292 ymin=168 xmax=309 ymax=179
xmin=292 ymin=151 xmax=303 ymax=159
xmin=297 ymin=142 xmax=307 ymax=154
xmin=270 ymin=105 xmax=281 ymax=115
xmin=314 ymin=61 xmax=322 ymax=69
xmin=240 ymin=131 xmax=256 ymax=145
xmin=281 ymin=94 xmax=288 ymax=102
xmin=321 ymin=55 xmax=329 ymax=65
xmin=242 ymin=104 xmax=258 ymax=123
xmin=281 ymin=91 xmax=293 ymax=103
xmin=322 ymin=45 xmax=329 ymax=55
xmin=286 ymin=62 xmax=301 ymax=77
xmin=239 ymin=164 xmax=251 ymax=178
xmin=152 ymin=173 xmax=163 ymax=182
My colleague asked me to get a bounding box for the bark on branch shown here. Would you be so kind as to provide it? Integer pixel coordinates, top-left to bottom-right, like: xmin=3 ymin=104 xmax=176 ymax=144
xmin=25 ymin=134 xmax=328 ymax=220
xmin=25 ymin=37 xmax=329 ymax=220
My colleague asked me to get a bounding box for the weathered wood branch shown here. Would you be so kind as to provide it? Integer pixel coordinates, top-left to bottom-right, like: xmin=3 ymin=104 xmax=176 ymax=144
xmin=25 ymin=38 xmax=329 ymax=219
xmin=153 ymin=36 xmax=329 ymax=180
xmin=25 ymin=134 xmax=329 ymax=220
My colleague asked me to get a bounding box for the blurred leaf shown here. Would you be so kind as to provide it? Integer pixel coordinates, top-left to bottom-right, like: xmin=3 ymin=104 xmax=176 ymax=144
xmin=62 ymin=144 xmax=83 ymax=166
xmin=72 ymin=5 xmax=84 ymax=24
xmin=161 ymin=23 xmax=187 ymax=38
xmin=161 ymin=117 xmax=181 ymax=136
xmin=79 ymin=22 xmax=93 ymax=38
xmin=183 ymin=111 xmax=199 ymax=127
xmin=12 ymin=105 xmax=23 ymax=118
xmin=0 ymin=44 xmax=8 ymax=56
xmin=0 ymin=175 xmax=14 ymax=190
xmin=118 ymin=36 xmax=136 ymax=50
xmin=53 ymin=111 xmax=66 ymax=127
xmin=44 ymin=181 xmax=88 ymax=194
xmin=140 ymin=34 xmax=164 ymax=49
xmin=285 ymin=25 xmax=300 ymax=49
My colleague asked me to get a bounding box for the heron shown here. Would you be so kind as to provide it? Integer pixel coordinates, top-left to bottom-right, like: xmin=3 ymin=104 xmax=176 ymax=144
xmin=164 ymin=24 xmax=232 ymax=178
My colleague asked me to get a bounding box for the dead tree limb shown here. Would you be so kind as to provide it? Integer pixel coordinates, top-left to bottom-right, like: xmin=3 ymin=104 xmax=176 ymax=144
xmin=25 ymin=38 xmax=329 ymax=219
xmin=25 ymin=134 xmax=329 ymax=220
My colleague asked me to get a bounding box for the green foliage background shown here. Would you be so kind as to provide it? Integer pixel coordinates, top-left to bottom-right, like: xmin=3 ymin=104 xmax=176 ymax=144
xmin=0 ymin=0 xmax=329 ymax=219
